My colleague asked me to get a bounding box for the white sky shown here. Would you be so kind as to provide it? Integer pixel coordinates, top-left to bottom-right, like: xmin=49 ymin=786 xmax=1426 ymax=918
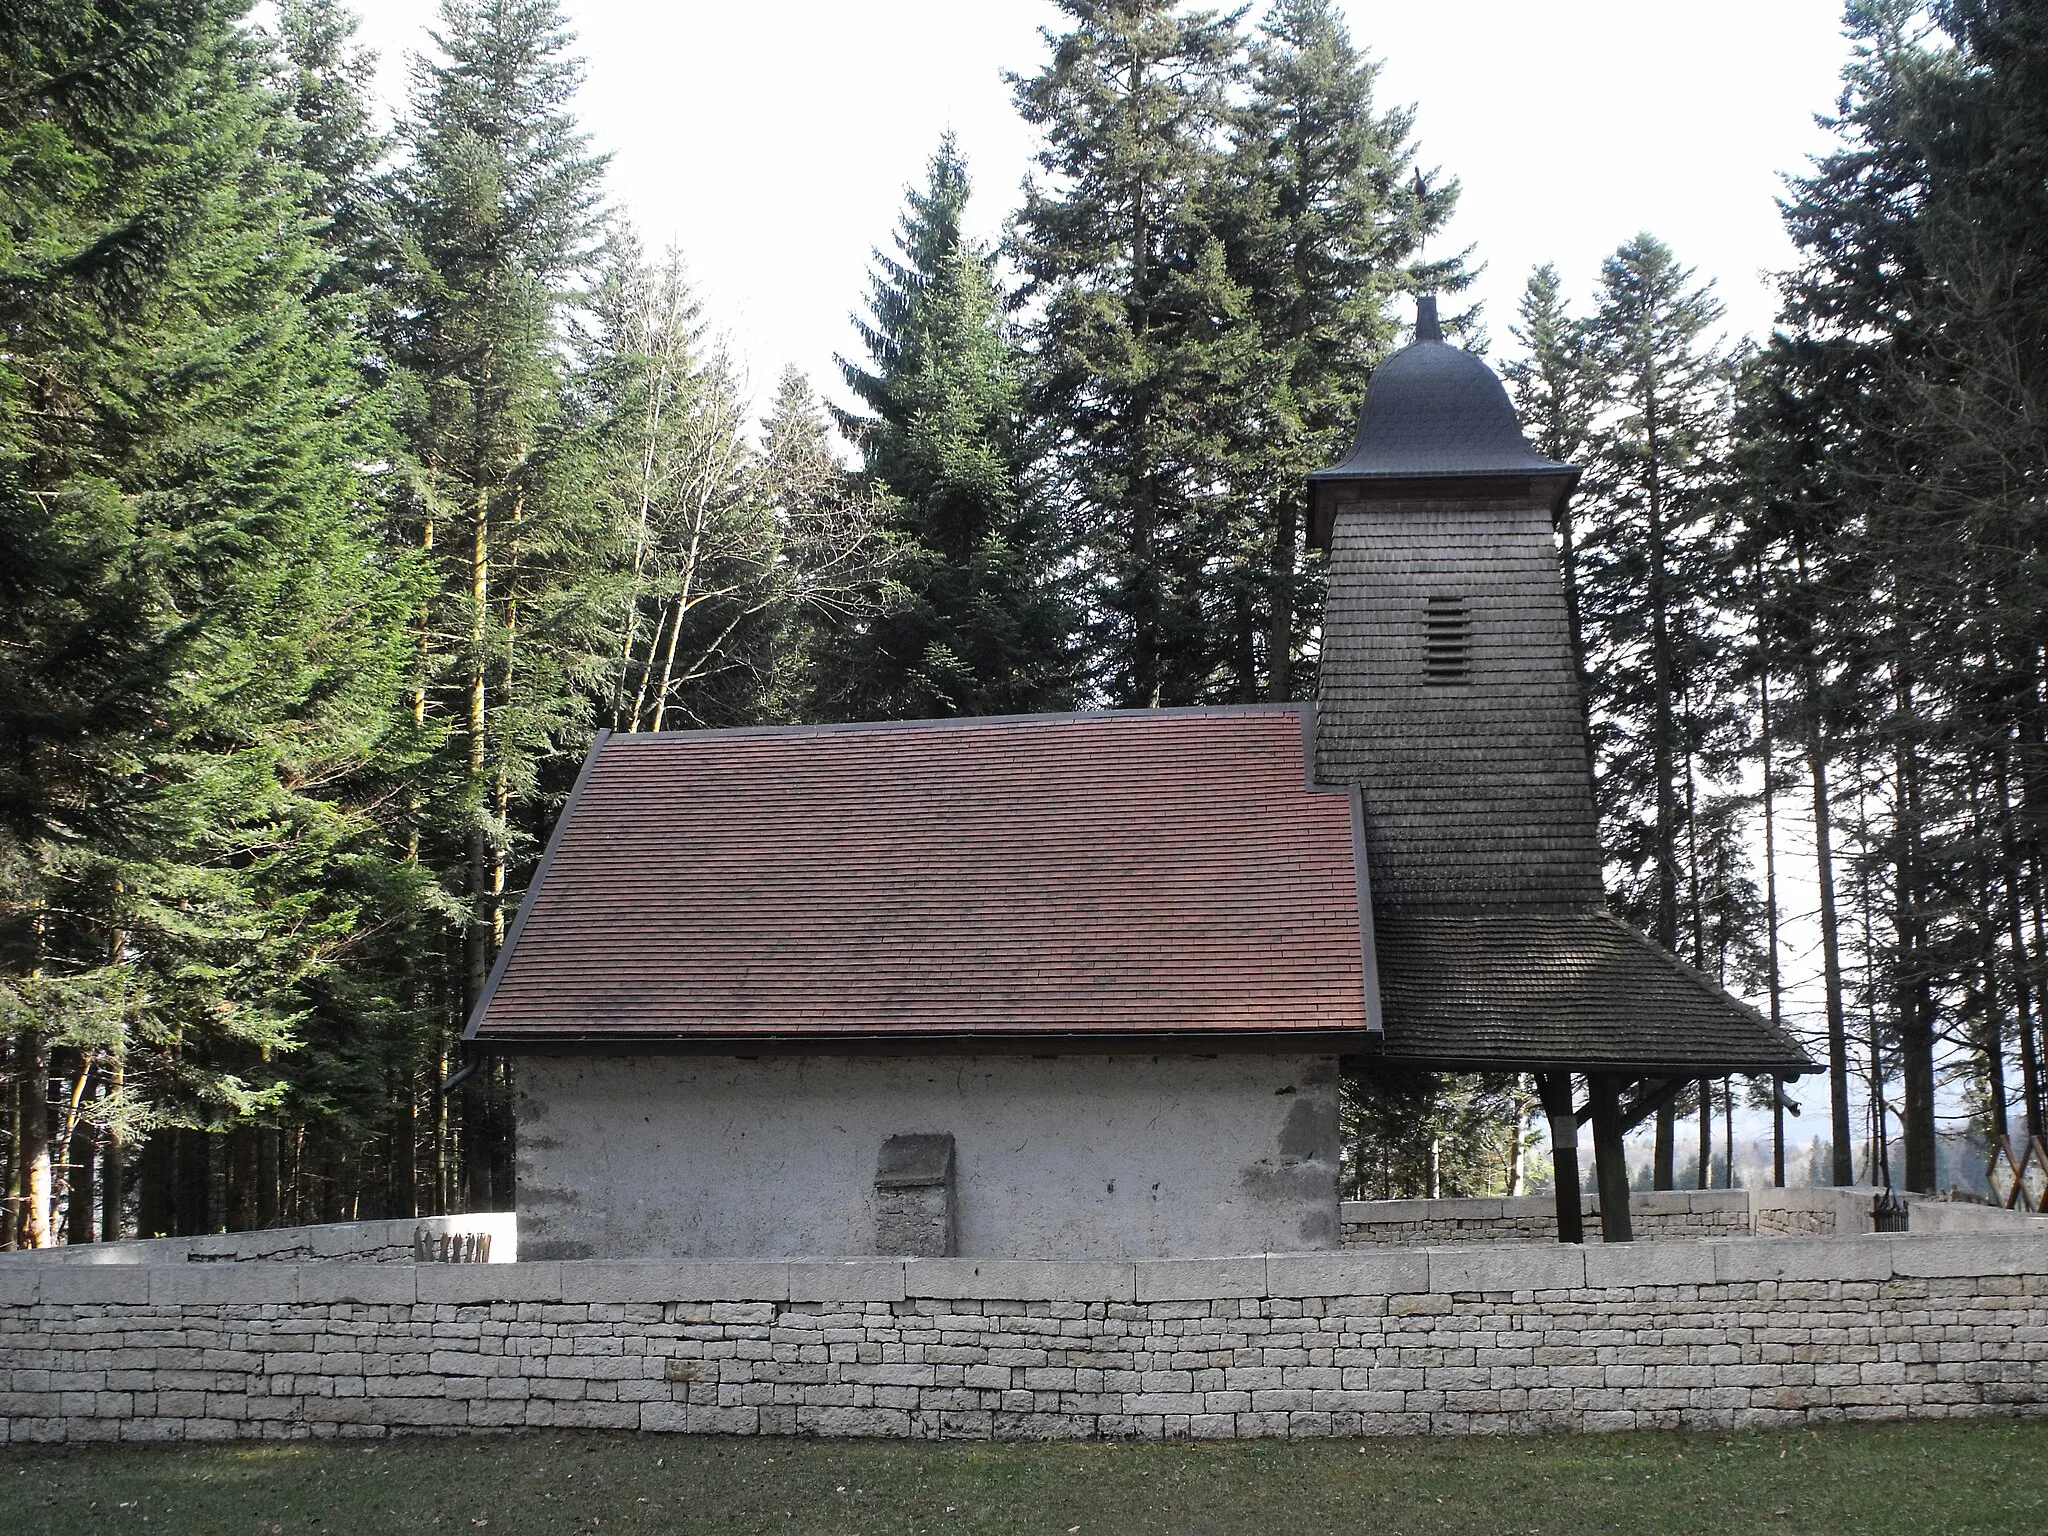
xmin=327 ymin=0 xmax=1855 ymax=405
xmin=318 ymin=0 xmax=1923 ymax=1166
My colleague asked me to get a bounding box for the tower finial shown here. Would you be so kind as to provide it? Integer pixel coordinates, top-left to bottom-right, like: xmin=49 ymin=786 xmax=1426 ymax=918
xmin=1415 ymin=294 xmax=1443 ymax=343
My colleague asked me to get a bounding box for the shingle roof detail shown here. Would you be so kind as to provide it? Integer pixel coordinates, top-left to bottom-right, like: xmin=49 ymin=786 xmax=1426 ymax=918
xmin=468 ymin=707 xmax=1372 ymax=1047
xmin=1372 ymin=907 xmax=1815 ymax=1073
xmin=1308 ymin=338 xmax=1573 ymax=485
xmin=1316 ymin=495 xmax=1606 ymax=907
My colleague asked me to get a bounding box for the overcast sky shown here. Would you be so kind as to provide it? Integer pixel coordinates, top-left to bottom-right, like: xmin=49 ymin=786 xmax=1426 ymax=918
xmin=325 ymin=0 xmax=1856 ymax=412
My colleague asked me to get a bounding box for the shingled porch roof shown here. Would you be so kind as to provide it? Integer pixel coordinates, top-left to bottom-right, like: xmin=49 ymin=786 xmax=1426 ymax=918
xmin=466 ymin=706 xmax=1378 ymax=1049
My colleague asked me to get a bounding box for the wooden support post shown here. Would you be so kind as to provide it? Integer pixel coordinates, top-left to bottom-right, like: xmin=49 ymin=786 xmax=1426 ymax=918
xmin=1589 ymin=1074 xmax=1633 ymax=1244
xmin=1536 ymin=1073 xmax=1584 ymax=1245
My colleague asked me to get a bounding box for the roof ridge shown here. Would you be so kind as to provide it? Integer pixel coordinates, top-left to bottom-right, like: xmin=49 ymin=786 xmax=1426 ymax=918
xmin=599 ymin=703 xmax=1311 ymax=747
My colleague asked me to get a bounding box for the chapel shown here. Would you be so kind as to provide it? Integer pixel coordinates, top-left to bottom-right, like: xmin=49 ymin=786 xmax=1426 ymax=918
xmin=465 ymin=297 xmax=1810 ymax=1261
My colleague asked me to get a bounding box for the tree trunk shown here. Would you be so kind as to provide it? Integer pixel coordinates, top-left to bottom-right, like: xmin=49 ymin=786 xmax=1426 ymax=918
xmin=1759 ymin=615 xmax=1787 ymax=1188
xmin=1998 ymin=757 xmax=2043 ymax=1139
xmin=68 ymin=1119 xmax=94 ymax=1244
xmin=137 ymin=1132 xmax=173 ymax=1240
xmin=1811 ymin=728 xmax=1854 ymax=1184
xmin=257 ymin=1126 xmax=279 ymax=1230
xmin=465 ymin=484 xmax=492 ymax=1016
xmin=16 ymin=1030 xmax=49 ymax=1249
xmin=98 ymin=1048 xmax=124 ymax=1242
xmin=175 ymin=1129 xmax=213 ymax=1237
xmin=1894 ymin=669 xmax=1938 ymax=1193
xmin=1697 ymin=1077 xmax=1712 ymax=1190
xmin=1723 ymin=1076 xmax=1735 ymax=1188
xmin=1267 ymin=490 xmax=1297 ymax=702
xmin=1653 ymin=1105 xmax=1675 ymax=1190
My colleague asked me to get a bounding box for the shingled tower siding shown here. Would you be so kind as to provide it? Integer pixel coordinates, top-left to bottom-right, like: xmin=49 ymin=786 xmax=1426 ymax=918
xmin=1306 ymin=299 xmax=1811 ymax=1245
xmin=1316 ymin=489 xmax=1603 ymax=907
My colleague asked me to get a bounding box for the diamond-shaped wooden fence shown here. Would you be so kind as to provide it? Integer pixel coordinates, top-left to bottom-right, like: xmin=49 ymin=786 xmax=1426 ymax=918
xmin=1986 ymin=1135 xmax=2048 ymax=1214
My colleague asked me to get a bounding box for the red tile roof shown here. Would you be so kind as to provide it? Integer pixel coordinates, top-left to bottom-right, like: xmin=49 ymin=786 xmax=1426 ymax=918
xmin=467 ymin=707 xmax=1373 ymax=1047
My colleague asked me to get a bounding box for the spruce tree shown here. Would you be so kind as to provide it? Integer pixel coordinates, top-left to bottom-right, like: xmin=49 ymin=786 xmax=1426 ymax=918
xmin=382 ymin=0 xmax=615 ymax=1207
xmin=1505 ymin=264 xmax=1595 ymax=685
xmin=1225 ymin=0 xmax=1463 ymax=698
xmin=1576 ymin=235 xmax=1755 ymax=1189
xmin=1754 ymin=0 xmax=2048 ymax=1189
xmin=818 ymin=138 xmax=1076 ymax=720
xmin=1009 ymin=0 xmax=1255 ymax=707
xmin=274 ymin=0 xmax=388 ymax=300
xmin=0 ymin=0 xmax=419 ymax=1240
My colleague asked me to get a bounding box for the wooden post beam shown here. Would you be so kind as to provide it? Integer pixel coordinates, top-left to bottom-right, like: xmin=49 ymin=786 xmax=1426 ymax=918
xmin=1536 ymin=1072 xmax=1585 ymax=1245
xmin=1588 ymin=1074 xmax=1634 ymax=1244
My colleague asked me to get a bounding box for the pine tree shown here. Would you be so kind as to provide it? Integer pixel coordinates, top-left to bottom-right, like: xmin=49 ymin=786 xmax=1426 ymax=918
xmin=0 ymin=0 xmax=420 ymax=1241
xmin=1009 ymin=0 xmax=1256 ymax=707
xmin=818 ymin=138 xmax=1076 ymax=720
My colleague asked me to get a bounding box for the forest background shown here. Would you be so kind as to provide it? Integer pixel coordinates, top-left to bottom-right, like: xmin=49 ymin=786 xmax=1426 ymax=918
xmin=2 ymin=0 xmax=2044 ymax=1244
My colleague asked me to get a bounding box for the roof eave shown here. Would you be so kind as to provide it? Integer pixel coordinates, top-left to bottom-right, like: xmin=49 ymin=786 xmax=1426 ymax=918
xmin=1371 ymin=1043 xmax=1818 ymax=1078
xmin=465 ymin=1028 xmax=1390 ymax=1057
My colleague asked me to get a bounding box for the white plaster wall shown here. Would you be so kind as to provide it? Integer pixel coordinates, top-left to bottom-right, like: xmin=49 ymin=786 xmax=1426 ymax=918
xmin=513 ymin=1053 xmax=1341 ymax=1260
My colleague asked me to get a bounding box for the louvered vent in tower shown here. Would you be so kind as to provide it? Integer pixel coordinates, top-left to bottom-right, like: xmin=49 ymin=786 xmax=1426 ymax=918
xmin=1422 ymin=595 xmax=1471 ymax=685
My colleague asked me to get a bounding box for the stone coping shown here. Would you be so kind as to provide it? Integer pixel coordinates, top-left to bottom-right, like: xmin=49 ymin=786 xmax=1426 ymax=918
xmin=6 ymin=1230 xmax=2047 ymax=1309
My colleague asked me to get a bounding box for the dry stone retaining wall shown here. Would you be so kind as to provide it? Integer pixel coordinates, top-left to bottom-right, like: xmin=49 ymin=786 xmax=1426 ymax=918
xmin=4 ymin=1233 xmax=2046 ymax=1443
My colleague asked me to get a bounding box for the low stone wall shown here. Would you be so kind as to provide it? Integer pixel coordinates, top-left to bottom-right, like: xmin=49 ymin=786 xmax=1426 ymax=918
xmin=5 ymin=1232 xmax=2046 ymax=1443
xmin=1339 ymin=1187 xmax=2035 ymax=1245
xmin=1341 ymin=1191 xmax=1754 ymax=1246
xmin=0 ymin=1214 xmax=517 ymax=1268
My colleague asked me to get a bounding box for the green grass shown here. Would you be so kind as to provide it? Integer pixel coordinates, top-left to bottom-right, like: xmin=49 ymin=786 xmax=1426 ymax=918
xmin=2 ymin=1419 xmax=2044 ymax=1535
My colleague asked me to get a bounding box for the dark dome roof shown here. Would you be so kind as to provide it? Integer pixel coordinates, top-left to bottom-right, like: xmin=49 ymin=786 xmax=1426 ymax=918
xmin=1309 ymin=300 xmax=1573 ymax=485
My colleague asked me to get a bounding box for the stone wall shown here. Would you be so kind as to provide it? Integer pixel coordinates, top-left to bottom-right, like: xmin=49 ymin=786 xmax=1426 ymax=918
xmin=5 ymin=1233 xmax=2047 ymax=1443
xmin=0 ymin=1214 xmax=516 ymax=1268
xmin=1341 ymin=1191 xmax=1752 ymax=1246
xmin=1339 ymin=1187 xmax=2033 ymax=1245
xmin=516 ymin=1053 xmax=1341 ymax=1261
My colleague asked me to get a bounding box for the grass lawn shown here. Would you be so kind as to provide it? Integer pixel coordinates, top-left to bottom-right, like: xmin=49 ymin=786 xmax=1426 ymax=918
xmin=2 ymin=1419 xmax=2044 ymax=1535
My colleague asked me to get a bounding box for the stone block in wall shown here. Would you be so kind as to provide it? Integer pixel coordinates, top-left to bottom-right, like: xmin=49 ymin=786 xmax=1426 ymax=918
xmin=1890 ymin=1232 xmax=2048 ymax=1278
xmin=1134 ymin=1257 xmax=1266 ymax=1302
xmin=787 ymin=1260 xmax=906 ymax=1304
xmin=1713 ymin=1237 xmax=1893 ymax=1284
xmin=416 ymin=1262 xmax=563 ymax=1305
xmin=298 ymin=1264 xmax=415 ymax=1305
xmin=904 ymin=1258 xmax=1135 ymax=1302
xmin=37 ymin=1268 xmax=148 ymax=1304
xmin=874 ymin=1133 xmax=955 ymax=1258
xmin=1267 ymin=1250 xmax=1428 ymax=1299
xmin=557 ymin=1261 xmax=788 ymax=1305
xmin=1582 ymin=1241 xmax=1717 ymax=1288
xmin=1428 ymin=1244 xmax=1586 ymax=1294
xmin=148 ymin=1264 xmax=297 ymax=1305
